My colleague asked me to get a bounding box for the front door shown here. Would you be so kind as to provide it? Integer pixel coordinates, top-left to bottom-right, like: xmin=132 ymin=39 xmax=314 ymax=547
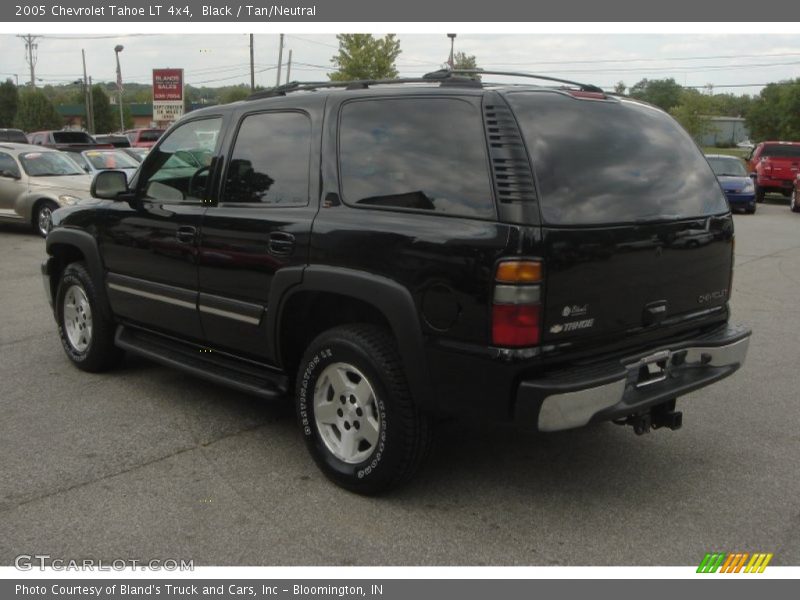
xmin=98 ymin=116 xmax=224 ymax=342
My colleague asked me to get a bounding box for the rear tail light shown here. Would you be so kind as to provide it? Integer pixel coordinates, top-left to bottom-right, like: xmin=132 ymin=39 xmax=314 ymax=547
xmin=492 ymin=259 xmax=543 ymax=347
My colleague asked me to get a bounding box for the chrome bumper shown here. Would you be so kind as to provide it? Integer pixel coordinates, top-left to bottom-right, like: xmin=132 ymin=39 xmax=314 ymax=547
xmin=515 ymin=324 xmax=751 ymax=432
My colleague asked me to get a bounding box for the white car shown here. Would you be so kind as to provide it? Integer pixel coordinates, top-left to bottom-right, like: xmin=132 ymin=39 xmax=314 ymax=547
xmin=0 ymin=143 xmax=93 ymax=236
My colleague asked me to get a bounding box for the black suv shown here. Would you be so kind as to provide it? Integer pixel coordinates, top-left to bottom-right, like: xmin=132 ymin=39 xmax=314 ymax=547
xmin=42 ymin=71 xmax=751 ymax=494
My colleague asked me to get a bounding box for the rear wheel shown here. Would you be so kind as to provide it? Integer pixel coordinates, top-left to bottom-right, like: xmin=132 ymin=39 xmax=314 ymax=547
xmin=56 ymin=262 xmax=123 ymax=372
xmin=295 ymin=324 xmax=432 ymax=494
xmin=791 ymin=191 xmax=800 ymax=213
xmin=33 ymin=200 xmax=58 ymax=237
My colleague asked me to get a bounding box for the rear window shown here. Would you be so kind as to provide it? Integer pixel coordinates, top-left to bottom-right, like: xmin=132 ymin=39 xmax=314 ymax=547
xmin=506 ymin=92 xmax=728 ymax=225
xmin=760 ymin=144 xmax=800 ymax=158
xmin=52 ymin=131 xmax=95 ymax=144
xmin=139 ymin=130 xmax=164 ymax=142
xmin=0 ymin=129 xmax=28 ymax=143
xmin=338 ymin=98 xmax=494 ymax=219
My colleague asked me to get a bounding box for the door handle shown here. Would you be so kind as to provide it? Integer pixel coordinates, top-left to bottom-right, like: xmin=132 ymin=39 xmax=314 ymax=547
xmin=176 ymin=226 xmax=197 ymax=243
xmin=268 ymin=231 xmax=295 ymax=256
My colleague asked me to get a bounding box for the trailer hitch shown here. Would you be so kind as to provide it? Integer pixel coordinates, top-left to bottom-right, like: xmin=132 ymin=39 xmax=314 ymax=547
xmin=614 ymin=399 xmax=683 ymax=435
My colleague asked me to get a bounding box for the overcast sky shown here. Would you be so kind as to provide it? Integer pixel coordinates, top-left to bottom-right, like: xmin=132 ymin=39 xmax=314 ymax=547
xmin=1 ymin=33 xmax=799 ymax=95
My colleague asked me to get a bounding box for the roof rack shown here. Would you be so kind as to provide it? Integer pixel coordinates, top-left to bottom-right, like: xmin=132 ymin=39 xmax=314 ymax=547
xmin=441 ymin=69 xmax=604 ymax=93
xmin=246 ymin=69 xmax=602 ymax=100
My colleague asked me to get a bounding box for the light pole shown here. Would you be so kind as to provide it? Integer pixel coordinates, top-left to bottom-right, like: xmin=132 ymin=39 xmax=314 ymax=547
xmin=114 ymin=44 xmax=124 ymax=132
xmin=447 ymin=33 xmax=456 ymax=69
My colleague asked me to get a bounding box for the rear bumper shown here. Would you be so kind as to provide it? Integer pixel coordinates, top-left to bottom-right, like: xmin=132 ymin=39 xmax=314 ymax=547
xmin=514 ymin=323 xmax=750 ymax=432
xmin=757 ymin=177 xmax=794 ymax=190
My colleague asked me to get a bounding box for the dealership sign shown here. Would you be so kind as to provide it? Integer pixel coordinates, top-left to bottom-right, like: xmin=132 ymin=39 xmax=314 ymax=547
xmin=152 ymin=68 xmax=184 ymax=122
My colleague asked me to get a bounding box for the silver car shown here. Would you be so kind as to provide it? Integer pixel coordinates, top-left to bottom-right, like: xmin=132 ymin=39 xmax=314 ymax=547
xmin=67 ymin=148 xmax=140 ymax=182
xmin=0 ymin=143 xmax=93 ymax=236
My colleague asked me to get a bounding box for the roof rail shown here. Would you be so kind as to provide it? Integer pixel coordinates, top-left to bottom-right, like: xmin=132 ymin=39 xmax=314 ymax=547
xmin=440 ymin=69 xmax=604 ymax=93
xmin=245 ymin=69 xmax=603 ymax=100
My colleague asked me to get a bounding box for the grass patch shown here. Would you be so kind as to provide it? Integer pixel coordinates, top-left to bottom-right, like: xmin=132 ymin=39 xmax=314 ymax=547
xmin=702 ymin=147 xmax=750 ymax=158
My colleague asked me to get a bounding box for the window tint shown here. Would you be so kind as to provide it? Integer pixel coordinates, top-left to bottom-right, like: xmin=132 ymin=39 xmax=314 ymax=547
xmin=506 ymin=92 xmax=729 ymax=225
xmin=339 ymin=98 xmax=494 ymax=218
xmin=137 ymin=118 xmax=222 ymax=204
xmin=223 ymin=112 xmax=310 ymax=206
xmin=0 ymin=152 xmax=20 ymax=177
xmin=760 ymin=144 xmax=800 ymax=158
xmin=52 ymin=131 xmax=95 ymax=144
xmin=139 ymin=130 xmax=164 ymax=142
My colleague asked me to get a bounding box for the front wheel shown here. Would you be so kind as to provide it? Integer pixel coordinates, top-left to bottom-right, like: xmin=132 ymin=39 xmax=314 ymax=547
xmin=295 ymin=324 xmax=432 ymax=494
xmin=56 ymin=262 xmax=123 ymax=372
xmin=33 ymin=200 xmax=58 ymax=237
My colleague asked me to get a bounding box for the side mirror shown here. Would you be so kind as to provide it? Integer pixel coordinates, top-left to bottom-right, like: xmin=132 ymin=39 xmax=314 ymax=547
xmin=91 ymin=170 xmax=129 ymax=200
xmin=0 ymin=169 xmax=20 ymax=180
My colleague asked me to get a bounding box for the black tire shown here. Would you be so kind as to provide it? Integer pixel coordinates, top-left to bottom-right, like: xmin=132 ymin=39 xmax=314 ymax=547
xmin=755 ymin=187 xmax=765 ymax=203
xmin=745 ymin=207 xmax=756 ymax=214
xmin=791 ymin=193 xmax=800 ymax=213
xmin=295 ymin=324 xmax=432 ymax=495
xmin=56 ymin=262 xmax=123 ymax=372
xmin=32 ymin=200 xmax=58 ymax=237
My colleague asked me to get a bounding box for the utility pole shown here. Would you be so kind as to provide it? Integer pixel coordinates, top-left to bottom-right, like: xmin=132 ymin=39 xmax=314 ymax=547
xmin=447 ymin=33 xmax=457 ymax=69
xmin=81 ymin=49 xmax=96 ymax=134
xmin=285 ymin=49 xmax=292 ymax=84
xmin=249 ymin=34 xmax=255 ymax=91
xmin=88 ymin=76 xmax=95 ymax=134
xmin=18 ymin=34 xmax=40 ymax=87
xmin=276 ymin=34 xmax=284 ymax=86
xmin=114 ymin=45 xmax=125 ymax=133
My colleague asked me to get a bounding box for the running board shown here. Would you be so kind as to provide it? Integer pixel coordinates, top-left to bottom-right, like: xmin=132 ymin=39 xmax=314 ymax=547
xmin=114 ymin=325 xmax=288 ymax=400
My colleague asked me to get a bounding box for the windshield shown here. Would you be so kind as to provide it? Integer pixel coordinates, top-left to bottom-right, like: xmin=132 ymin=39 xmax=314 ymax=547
xmin=506 ymin=92 xmax=729 ymax=225
xmin=707 ymin=156 xmax=747 ymax=177
xmin=83 ymin=150 xmax=139 ymax=170
xmin=19 ymin=152 xmax=85 ymax=176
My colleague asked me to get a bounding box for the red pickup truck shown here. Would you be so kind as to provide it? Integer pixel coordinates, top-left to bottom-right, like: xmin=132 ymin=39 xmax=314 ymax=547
xmin=746 ymin=141 xmax=800 ymax=202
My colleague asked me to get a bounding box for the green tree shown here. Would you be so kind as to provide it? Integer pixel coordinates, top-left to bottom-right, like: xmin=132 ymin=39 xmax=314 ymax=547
xmin=452 ymin=51 xmax=478 ymax=70
xmin=219 ymin=86 xmax=251 ymax=104
xmin=629 ymin=78 xmax=683 ymax=112
xmin=14 ymin=88 xmax=63 ymax=131
xmin=329 ymin=34 xmax=401 ymax=81
xmin=613 ymin=81 xmax=626 ymax=95
xmin=669 ymin=90 xmax=716 ymax=142
xmin=746 ymin=80 xmax=800 ymax=141
xmin=91 ymin=84 xmax=117 ymax=133
xmin=0 ymin=79 xmax=19 ymax=127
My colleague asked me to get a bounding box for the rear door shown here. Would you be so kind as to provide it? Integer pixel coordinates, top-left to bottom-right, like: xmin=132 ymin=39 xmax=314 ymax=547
xmin=197 ymin=102 xmax=321 ymax=360
xmin=505 ymin=91 xmax=732 ymax=350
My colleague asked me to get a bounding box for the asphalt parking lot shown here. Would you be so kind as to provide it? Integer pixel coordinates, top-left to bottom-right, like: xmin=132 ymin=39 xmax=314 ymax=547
xmin=1 ymin=200 xmax=799 ymax=567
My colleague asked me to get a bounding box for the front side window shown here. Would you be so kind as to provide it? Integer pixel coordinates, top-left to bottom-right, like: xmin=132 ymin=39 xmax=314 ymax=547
xmin=19 ymin=151 xmax=85 ymax=176
xmin=223 ymin=111 xmax=311 ymax=206
xmin=338 ymin=98 xmax=495 ymax=219
xmin=136 ymin=118 xmax=222 ymax=203
xmin=0 ymin=152 xmax=21 ymax=178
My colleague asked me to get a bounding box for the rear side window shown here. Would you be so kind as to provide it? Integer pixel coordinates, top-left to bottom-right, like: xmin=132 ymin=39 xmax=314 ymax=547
xmin=506 ymin=92 xmax=729 ymax=225
xmin=338 ymin=98 xmax=494 ymax=219
xmin=223 ymin=111 xmax=311 ymax=206
xmin=760 ymin=144 xmax=800 ymax=158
